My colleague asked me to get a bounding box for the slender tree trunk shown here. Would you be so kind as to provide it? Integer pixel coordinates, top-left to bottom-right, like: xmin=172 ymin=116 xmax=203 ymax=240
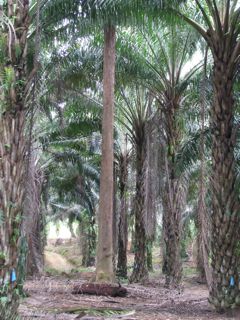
xmin=162 ymin=107 xmax=183 ymax=288
xmin=80 ymin=213 xmax=96 ymax=267
xmin=0 ymin=0 xmax=31 ymax=310
xmin=68 ymin=218 xmax=76 ymax=239
xmin=95 ymin=25 xmax=116 ymax=283
xmin=147 ymin=240 xmax=153 ymax=272
xmin=0 ymin=113 xmax=26 ymax=307
xmin=145 ymin=104 xmax=157 ymax=272
xmin=209 ymin=58 xmax=240 ymax=310
xmin=112 ymin=163 xmax=118 ymax=273
xmin=130 ymin=137 xmax=148 ymax=283
xmin=117 ymin=151 xmax=128 ymax=278
xmin=196 ymin=78 xmax=212 ymax=287
xmin=22 ymin=156 xmax=44 ymax=276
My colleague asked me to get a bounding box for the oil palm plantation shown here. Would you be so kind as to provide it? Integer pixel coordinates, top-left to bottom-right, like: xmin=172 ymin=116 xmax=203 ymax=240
xmin=123 ymin=23 xmax=201 ymax=286
xmin=42 ymin=0 xmax=186 ymax=284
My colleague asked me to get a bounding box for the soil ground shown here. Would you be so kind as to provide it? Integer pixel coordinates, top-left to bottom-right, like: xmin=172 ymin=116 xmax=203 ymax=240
xmin=19 ymin=240 xmax=240 ymax=320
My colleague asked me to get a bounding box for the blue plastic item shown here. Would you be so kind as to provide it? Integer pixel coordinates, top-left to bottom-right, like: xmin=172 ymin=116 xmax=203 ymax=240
xmin=230 ymin=276 xmax=235 ymax=287
xmin=10 ymin=269 xmax=17 ymax=282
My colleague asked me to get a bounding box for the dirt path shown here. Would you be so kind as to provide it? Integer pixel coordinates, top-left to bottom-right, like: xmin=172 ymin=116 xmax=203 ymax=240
xmin=44 ymin=251 xmax=75 ymax=273
xmin=19 ymin=275 xmax=239 ymax=320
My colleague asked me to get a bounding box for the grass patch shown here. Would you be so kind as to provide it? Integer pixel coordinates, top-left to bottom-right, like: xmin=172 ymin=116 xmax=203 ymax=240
xmin=183 ymin=266 xmax=197 ymax=277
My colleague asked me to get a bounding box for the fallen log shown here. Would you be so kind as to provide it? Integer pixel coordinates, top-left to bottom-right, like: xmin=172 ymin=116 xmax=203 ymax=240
xmin=72 ymin=283 xmax=127 ymax=297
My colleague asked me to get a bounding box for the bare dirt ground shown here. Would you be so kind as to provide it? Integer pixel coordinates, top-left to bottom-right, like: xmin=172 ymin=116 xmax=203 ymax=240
xmin=19 ymin=273 xmax=240 ymax=320
xmin=18 ymin=242 xmax=240 ymax=320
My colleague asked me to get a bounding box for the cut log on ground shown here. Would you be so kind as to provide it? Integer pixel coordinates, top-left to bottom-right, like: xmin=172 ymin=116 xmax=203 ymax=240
xmin=72 ymin=283 xmax=127 ymax=297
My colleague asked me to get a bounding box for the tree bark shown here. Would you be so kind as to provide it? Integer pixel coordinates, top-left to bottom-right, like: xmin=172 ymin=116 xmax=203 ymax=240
xmin=196 ymin=78 xmax=212 ymax=287
xmin=0 ymin=0 xmax=31 ymax=309
xmin=95 ymin=25 xmax=116 ymax=283
xmin=80 ymin=214 xmax=96 ymax=267
xmin=22 ymin=156 xmax=44 ymax=276
xmin=147 ymin=240 xmax=153 ymax=272
xmin=162 ymin=106 xmax=183 ymax=288
xmin=117 ymin=150 xmax=129 ymax=278
xmin=182 ymin=3 xmax=240 ymax=310
xmin=130 ymin=135 xmax=148 ymax=283
xmin=208 ymin=57 xmax=240 ymax=310
xmin=0 ymin=113 xmax=26 ymax=307
xmin=112 ymin=163 xmax=118 ymax=274
xmin=145 ymin=104 xmax=157 ymax=272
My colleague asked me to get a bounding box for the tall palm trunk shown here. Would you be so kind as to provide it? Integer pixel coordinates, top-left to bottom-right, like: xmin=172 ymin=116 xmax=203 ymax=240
xmin=209 ymin=58 xmax=240 ymax=309
xmin=196 ymin=78 xmax=212 ymax=286
xmin=80 ymin=214 xmax=96 ymax=267
xmin=23 ymin=155 xmax=44 ymax=276
xmin=162 ymin=106 xmax=182 ymax=287
xmin=130 ymin=136 xmax=148 ymax=283
xmin=146 ymin=105 xmax=157 ymax=272
xmin=0 ymin=0 xmax=31 ymax=308
xmin=182 ymin=2 xmax=240 ymax=310
xmin=96 ymin=25 xmax=116 ymax=283
xmin=0 ymin=113 xmax=26 ymax=306
xmin=117 ymin=151 xmax=129 ymax=278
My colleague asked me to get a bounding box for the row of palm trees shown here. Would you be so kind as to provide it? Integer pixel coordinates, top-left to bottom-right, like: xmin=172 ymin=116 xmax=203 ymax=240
xmin=0 ymin=0 xmax=240 ymax=316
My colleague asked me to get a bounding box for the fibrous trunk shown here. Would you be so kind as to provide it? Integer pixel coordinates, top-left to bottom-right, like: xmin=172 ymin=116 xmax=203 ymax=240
xmin=196 ymin=78 xmax=211 ymax=286
xmin=147 ymin=240 xmax=153 ymax=272
xmin=145 ymin=108 xmax=157 ymax=272
xmin=80 ymin=215 xmax=96 ymax=267
xmin=130 ymin=138 xmax=148 ymax=283
xmin=162 ymin=107 xmax=183 ymax=287
xmin=22 ymin=155 xmax=44 ymax=276
xmin=0 ymin=0 xmax=31 ymax=308
xmin=209 ymin=58 xmax=240 ymax=310
xmin=0 ymin=112 xmax=26 ymax=308
xmin=95 ymin=25 xmax=116 ymax=283
xmin=117 ymin=152 xmax=128 ymax=278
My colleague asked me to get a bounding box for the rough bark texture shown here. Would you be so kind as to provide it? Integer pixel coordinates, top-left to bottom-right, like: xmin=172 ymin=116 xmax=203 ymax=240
xmin=112 ymin=164 xmax=118 ymax=274
xmin=145 ymin=106 xmax=157 ymax=272
xmin=208 ymin=57 xmax=240 ymax=310
xmin=0 ymin=0 xmax=31 ymax=309
xmin=95 ymin=25 xmax=116 ymax=283
xmin=147 ymin=240 xmax=153 ymax=272
xmin=116 ymin=150 xmax=129 ymax=278
xmin=130 ymin=133 xmax=148 ymax=283
xmin=162 ymin=103 xmax=183 ymax=288
xmin=79 ymin=215 xmax=96 ymax=267
xmin=0 ymin=113 xmax=26 ymax=305
xmin=196 ymin=78 xmax=212 ymax=287
xmin=185 ymin=3 xmax=240 ymax=310
xmin=22 ymin=155 xmax=44 ymax=276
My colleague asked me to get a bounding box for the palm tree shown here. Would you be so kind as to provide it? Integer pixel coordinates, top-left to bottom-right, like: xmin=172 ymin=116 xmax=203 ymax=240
xmin=22 ymin=153 xmax=44 ymax=276
xmin=42 ymin=0 xmax=186 ymax=285
xmin=0 ymin=0 xmax=34 ymax=309
xmin=180 ymin=1 xmax=240 ymax=310
xmin=115 ymin=142 xmax=130 ymax=278
xmin=96 ymin=25 xmax=116 ymax=282
xmin=119 ymin=87 xmax=154 ymax=283
xmin=136 ymin=24 xmax=200 ymax=287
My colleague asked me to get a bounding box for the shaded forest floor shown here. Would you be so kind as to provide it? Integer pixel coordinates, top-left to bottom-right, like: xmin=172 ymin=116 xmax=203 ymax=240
xmin=19 ymin=240 xmax=240 ymax=319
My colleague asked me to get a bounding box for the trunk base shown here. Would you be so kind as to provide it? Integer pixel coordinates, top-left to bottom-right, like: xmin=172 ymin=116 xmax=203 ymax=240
xmin=129 ymin=263 xmax=148 ymax=283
